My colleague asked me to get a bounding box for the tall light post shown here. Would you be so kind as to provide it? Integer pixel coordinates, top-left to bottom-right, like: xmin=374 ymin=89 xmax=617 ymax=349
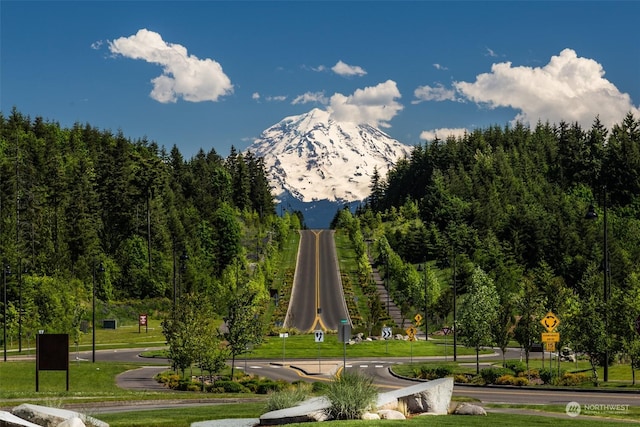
xmin=585 ymin=188 xmax=609 ymax=382
xmin=3 ymin=264 xmax=11 ymax=362
xmin=18 ymin=263 xmax=25 ymax=353
xmin=179 ymin=250 xmax=188 ymax=299
xmin=384 ymin=253 xmax=389 ymax=316
xmin=452 ymin=250 xmax=457 ymax=362
xmin=422 ymin=261 xmax=428 ymax=340
xmin=92 ymin=262 xmax=104 ymax=363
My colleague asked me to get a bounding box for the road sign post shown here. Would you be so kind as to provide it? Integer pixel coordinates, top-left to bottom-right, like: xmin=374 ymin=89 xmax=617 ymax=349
xmin=314 ymin=330 xmax=324 ymax=373
xmin=442 ymin=326 xmax=451 ymax=361
xmin=382 ymin=326 xmax=392 ymax=353
xmin=279 ymin=332 xmax=288 ymax=365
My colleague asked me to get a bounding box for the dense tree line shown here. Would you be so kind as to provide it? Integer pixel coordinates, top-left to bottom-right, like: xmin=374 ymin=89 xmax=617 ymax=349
xmin=355 ymin=113 xmax=640 ymax=381
xmin=0 ymin=107 xmax=287 ymax=341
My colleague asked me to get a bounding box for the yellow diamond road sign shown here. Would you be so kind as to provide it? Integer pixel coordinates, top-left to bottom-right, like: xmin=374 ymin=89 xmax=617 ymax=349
xmin=414 ymin=314 xmax=423 ymax=325
xmin=541 ymin=311 xmax=560 ymax=332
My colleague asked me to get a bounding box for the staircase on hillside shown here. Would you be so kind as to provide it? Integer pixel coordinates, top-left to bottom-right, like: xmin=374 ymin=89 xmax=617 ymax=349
xmin=369 ymin=258 xmax=406 ymax=330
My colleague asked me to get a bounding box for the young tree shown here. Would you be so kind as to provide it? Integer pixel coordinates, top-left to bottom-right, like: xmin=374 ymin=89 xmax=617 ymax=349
xmin=514 ymin=276 xmax=546 ymax=372
xmin=458 ymin=266 xmax=499 ymax=373
xmin=222 ymin=262 xmax=267 ymax=379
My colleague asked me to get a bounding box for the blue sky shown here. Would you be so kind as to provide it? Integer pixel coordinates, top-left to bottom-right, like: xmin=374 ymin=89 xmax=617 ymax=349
xmin=2 ymin=1 xmax=639 ymax=159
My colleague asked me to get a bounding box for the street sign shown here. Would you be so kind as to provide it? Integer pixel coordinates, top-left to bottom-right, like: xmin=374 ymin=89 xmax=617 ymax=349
xmin=541 ymin=311 xmax=560 ymax=332
xmin=338 ymin=323 xmax=351 ymax=343
xmin=545 ymin=341 xmax=556 ymax=352
xmin=279 ymin=333 xmax=289 ymax=338
xmin=541 ymin=332 xmax=560 ymax=342
xmin=314 ymin=330 xmax=324 ymax=343
xmin=635 ymin=314 xmax=640 ymax=336
xmin=414 ymin=314 xmax=423 ymax=326
xmin=442 ymin=327 xmax=451 ymax=335
xmin=382 ymin=327 xmax=392 ymax=339
xmin=406 ymin=325 xmax=417 ymax=341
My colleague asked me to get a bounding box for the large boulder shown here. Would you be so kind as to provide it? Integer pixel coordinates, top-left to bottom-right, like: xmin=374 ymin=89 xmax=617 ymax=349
xmin=11 ymin=404 xmax=108 ymax=427
xmin=259 ymin=396 xmax=330 ymax=425
xmin=454 ymin=403 xmax=487 ymax=416
xmin=377 ymin=377 xmax=453 ymax=415
xmin=259 ymin=377 xmax=454 ymax=425
xmin=0 ymin=410 xmax=42 ymax=427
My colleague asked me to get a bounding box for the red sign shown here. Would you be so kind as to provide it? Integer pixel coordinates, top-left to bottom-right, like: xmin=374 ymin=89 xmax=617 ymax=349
xmin=139 ymin=314 xmax=148 ymax=326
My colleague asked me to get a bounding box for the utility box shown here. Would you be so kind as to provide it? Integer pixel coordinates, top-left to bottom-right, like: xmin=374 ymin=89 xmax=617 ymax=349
xmin=102 ymin=319 xmax=117 ymax=329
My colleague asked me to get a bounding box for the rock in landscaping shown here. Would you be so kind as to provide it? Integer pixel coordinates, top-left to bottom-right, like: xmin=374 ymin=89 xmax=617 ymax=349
xmin=454 ymin=403 xmax=487 ymax=415
xmin=11 ymin=404 xmax=108 ymax=427
xmin=57 ymin=417 xmax=87 ymax=427
xmin=361 ymin=412 xmax=380 ymax=420
xmin=0 ymin=410 xmax=42 ymax=427
xmin=378 ymin=409 xmax=406 ymax=420
xmin=377 ymin=377 xmax=453 ymax=415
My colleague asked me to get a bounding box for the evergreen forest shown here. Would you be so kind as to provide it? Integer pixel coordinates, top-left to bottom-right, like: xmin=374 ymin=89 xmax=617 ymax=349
xmin=335 ymin=113 xmax=640 ymax=379
xmin=0 ymin=107 xmax=300 ymax=358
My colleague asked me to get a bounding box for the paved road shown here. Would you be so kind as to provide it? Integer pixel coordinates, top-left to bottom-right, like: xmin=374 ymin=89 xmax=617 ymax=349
xmin=284 ymin=229 xmax=349 ymax=332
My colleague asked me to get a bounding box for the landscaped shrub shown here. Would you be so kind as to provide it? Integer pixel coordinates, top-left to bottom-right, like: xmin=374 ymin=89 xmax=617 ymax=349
xmin=312 ymin=381 xmax=328 ymax=393
xmin=504 ymin=361 xmax=527 ymax=376
xmin=213 ymin=380 xmax=251 ymax=393
xmin=454 ymin=374 xmax=469 ymax=384
xmin=256 ymin=379 xmax=286 ymax=394
xmin=517 ymin=369 xmax=540 ymax=379
xmin=416 ymin=365 xmax=454 ymax=380
xmin=480 ymin=367 xmax=515 ymax=384
xmin=154 ymin=371 xmax=180 ymax=389
xmin=558 ymin=372 xmax=590 ymax=386
xmin=495 ymin=375 xmax=528 ymax=386
xmin=325 ymin=371 xmax=378 ymax=420
xmin=264 ymin=384 xmax=310 ymax=412
xmin=539 ymin=368 xmax=566 ymax=385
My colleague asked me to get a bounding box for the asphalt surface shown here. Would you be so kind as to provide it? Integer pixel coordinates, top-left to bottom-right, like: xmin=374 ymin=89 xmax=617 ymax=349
xmin=284 ymin=229 xmax=349 ymax=332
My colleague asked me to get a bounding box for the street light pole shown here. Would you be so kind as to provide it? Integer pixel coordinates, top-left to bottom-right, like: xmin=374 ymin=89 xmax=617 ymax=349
xmin=385 ymin=254 xmax=389 ymax=316
xmin=92 ymin=262 xmax=104 ymax=363
xmin=585 ymin=187 xmax=609 ymax=382
xmin=179 ymin=250 xmax=188 ymax=300
xmin=3 ymin=265 xmax=11 ymax=362
xmin=423 ymin=261 xmax=428 ymax=340
xmin=453 ymin=251 xmax=457 ymax=362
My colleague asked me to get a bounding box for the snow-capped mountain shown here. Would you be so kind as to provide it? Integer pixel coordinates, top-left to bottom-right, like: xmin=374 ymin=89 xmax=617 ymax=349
xmin=246 ymin=108 xmax=412 ymax=214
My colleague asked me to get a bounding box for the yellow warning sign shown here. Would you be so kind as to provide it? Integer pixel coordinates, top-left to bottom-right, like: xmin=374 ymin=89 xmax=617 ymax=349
xmin=541 ymin=332 xmax=560 ymax=342
xmin=540 ymin=312 xmax=560 ymax=332
xmin=414 ymin=314 xmax=423 ymax=325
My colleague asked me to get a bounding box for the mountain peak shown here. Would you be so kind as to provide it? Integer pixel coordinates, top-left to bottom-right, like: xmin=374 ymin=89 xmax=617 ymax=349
xmin=246 ymin=108 xmax=412 ymax=210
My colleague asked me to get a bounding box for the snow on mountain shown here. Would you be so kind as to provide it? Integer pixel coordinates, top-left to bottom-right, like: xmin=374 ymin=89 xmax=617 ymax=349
xmin=246 ymin=108 xmax=412 ymax=205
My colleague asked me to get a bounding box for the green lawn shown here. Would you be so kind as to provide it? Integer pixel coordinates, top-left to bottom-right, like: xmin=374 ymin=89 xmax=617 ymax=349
xmin=244 ymin=333 xmax=487 ymax=359
xmin=98 ymin=408 xmax=636 ymax=427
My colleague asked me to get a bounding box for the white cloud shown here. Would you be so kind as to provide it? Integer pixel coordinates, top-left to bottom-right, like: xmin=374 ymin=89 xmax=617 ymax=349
xmin=485 ymin=47 xmax=498 ymax=58
xmin=328 ymin=80 xmax=403 ymax=128
xmin=266 ymin=95 xmax=287 ymax=102
xmin=412 ymin=84 xmax=458 ymax=104
xmin=108 ymin=28 xmax=233 ymax=103
xmin=331 ymin=60 xmax=367 ymax=77
xmin=292 ymin=91 xmax=329 ymax=105
xmin=420 ymin=128 xmax=468 ymax=141
xmin=454 ymin=48 xmax=640 ymax=130
xmin=433 ymin=63 xmax=448 ymax=71
xmin=252 ymin=92 xmax=261 ymax=100
xmin=90 ymin=40 xmax=103 ymax=50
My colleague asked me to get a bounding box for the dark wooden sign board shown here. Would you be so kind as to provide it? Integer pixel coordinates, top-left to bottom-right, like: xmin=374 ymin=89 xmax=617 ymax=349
xmin=36 ymin=333 xmax=69 ymax=391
